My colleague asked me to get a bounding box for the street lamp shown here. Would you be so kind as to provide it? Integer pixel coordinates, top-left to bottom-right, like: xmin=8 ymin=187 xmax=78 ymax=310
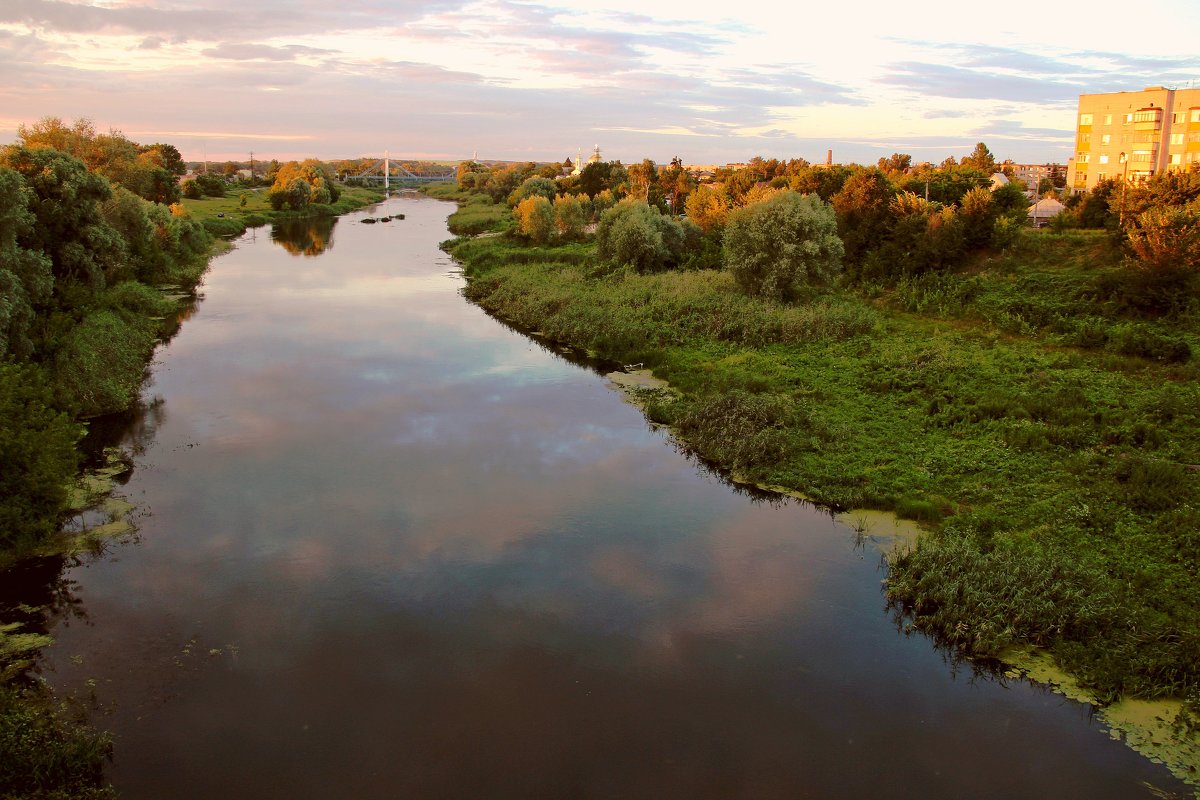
xmin=1118 ymin=151 xmax=1129 ymax=226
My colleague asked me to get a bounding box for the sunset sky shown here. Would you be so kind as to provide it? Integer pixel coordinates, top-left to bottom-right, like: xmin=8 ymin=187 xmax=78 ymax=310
xmin=4 ymin=0 xmax=1200 ymax=166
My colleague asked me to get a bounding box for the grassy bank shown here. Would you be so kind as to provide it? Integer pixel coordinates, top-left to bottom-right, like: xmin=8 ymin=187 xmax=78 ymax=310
xmin=180 ymin=184 xmax=386 ymax=237
xmin=442 ymin=207 xmax=1200 ymax=755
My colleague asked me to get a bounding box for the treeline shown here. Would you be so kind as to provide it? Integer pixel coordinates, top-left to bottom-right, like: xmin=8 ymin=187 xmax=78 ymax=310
xmin=454 ymin=145 xmax=1199 ymax=316
xmin=2 ymin=117 xmax=212 ymax=558
xmin=458 ymin=144 xmax=1026 ymax=297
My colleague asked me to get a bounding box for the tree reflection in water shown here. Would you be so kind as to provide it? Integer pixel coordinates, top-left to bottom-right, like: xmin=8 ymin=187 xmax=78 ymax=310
xmin=269 ymin=216 xmax=337 ymax=257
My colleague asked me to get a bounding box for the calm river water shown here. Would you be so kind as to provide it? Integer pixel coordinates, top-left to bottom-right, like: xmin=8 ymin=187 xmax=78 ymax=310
xmin=19 ymin=196 xmax=1192 ymax=797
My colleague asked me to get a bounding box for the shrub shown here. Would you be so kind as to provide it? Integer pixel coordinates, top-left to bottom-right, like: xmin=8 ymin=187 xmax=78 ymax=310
xmin=51 ymin=309 xmax=157 ymax=417
xmin=0 ymin=684 xmax=115 ymax=800
xmin=671 ymin=391 xmax=798 ymax=474
xmin=722 ymin=191 xmax=843 ymax=300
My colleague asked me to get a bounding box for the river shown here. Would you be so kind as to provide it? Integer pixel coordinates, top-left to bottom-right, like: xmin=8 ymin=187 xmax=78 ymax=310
xmin=17 ymin=195 xmax=1192 ymax=798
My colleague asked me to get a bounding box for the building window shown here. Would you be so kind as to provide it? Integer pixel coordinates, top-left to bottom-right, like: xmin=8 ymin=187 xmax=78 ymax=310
xmin=1077 ymin=153 xmax=1090 ymax=163
xmin=1125 ymin=113 xmax=1134 ymax=123
xmin=1097 ymin=173 xmax=1106 ymax=182
xmin=1173 ymin=113 xmax=1183 ymax=123
xmin=1133 ymin=110 xmax=1162 ymax=124
xmin=1104 ymin=114 xmax=1113 ymax=125
xmin=1099 ymin=154 xmax=1109 ymax=164
xmin=1170 ymin=133 xmax=1185 ymax=145
xmin=1191 ymin=132 xmax=1200 ymax=143
xmin=1079 ymin=113 xmax=1093 ymax=125
xmin=1192 ymin=109 xmax=1200 ymax=123
xmin=1079 ymin=132 xmax=1090 ymax=143
xmin=1132 ymin=151 xmax=1154 ymax=163
xmin=1170 ymin=154 xmax=1182 ymax=165
xmin=1101 ymin=134 xmax=1111 ymax=145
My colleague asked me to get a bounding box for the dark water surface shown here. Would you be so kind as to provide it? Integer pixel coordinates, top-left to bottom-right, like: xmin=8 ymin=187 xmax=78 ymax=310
xmin=30 ymin=196 xmax=1189 ymax=798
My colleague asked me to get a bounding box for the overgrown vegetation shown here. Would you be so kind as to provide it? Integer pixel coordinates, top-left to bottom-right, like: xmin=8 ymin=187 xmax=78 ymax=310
xmin=439 ymin=154 xmax=1200 ymax=728
xmin=0 ymin=683 xmax=115 ymax=800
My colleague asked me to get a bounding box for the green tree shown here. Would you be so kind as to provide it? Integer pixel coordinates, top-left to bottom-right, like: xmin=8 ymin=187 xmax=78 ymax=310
xmin=140 ymin=142 xmax=187 ymax=177
xmin=961 ymin=142 xmax=997 ymax=175
xmin=788 ymin=165 xmax=852 ymax=201
xmin=0 ymin=168 xmax=53 ymax=360
xmin=957 ymin=185 xmax=995 ymax=249
xmin=859 ymin=193 xmax=966 ymax=282
xmin=595 ymin=200 xmax=688 ymax=273
xmin=579 ymin=161 xmax=627 ymax=199
xmin=723 ymin=191 xmax=844 ymax=300
xmin=0 ymin=146 xmax=125 ymax=293
xmin=553 ymin=194 xmax=587 ymax=240
xmin=832 ymin=168 xmax=896 ymax=265
xmin=508 ymin=176 xmax=558 ymax=208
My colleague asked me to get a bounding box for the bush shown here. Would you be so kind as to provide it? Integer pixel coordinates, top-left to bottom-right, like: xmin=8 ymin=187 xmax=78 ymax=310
xmin=671 ymin=390 xmax=798 ymax=474
xmin=1106 ymin=323 xmax=1191 ymax=363
xmin=723 ymin=191 xmax=843 ymax=300
xmin=51 ymin=309 xmax=157 ymax=417
xmin=0 ymin=684 xmax=115 ymax=800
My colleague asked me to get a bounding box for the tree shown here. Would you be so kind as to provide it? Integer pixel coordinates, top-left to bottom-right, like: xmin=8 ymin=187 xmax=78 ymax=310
xmin=961 ymin=142 xmax=997 ymax=175
xmin=1117 ymin=204 xmax=1200 ymax=313
xmin=627 ymin=159 xmax=658 ymax=203
xmin=723 ymin=191 xmax=844 ymax=300
xmin=957 ymin=185 xmax=995 ymax=249
xmin=553 ymin=194 xmax=587 ymax=240
xmin=0 ymin=168 xmax=53 ymax=359
xmin=0 ymin=145 xmax=125 ymax=293
xmin=16 ymin=117 xmax=97 ymax=162
xmin=657 ymin=161 xmax=694 ymax=213
xmin=788 ymin=165 xmax=852 ymax=201
xmin=878 ymin=153 xmax=913 ymax=174
xmin=579 ymin=161 xmax=626 ymax=199
xmin=140 ymin=143 xmax=187 ymax=177
xmin=595 ymin=200 xmax=688 ymax=273
xmin=859 ymin=193 xmax=966 ymax=282
xmin=268 ymin=160 xmax=339 ymax=209
xmin=515 ymin=195 xmax=555 ymax=244
xmin=684 ymin=184 xmax=731 ymax=233
xmin=507 ymin=176 xmax=557 ymax=208
xmin=832 ymin=168 xmax=895 ymax=265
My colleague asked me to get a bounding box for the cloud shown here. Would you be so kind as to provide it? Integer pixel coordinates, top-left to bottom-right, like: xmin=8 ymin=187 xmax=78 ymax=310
xmin=968 ymin=119 xmax=1074 ymax=142
xmin=881 ymin=61 xmax=1078 ymax=104
xmin=202 ymin=43 xmax=334 ymax=62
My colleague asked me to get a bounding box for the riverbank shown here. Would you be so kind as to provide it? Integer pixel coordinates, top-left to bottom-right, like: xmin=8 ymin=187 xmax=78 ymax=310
xmin=440 ymin=204 xmax=1200 ymax=788
xmin=180 ymin=184 xmax=387 ymax=238
xmin=0 ymin=182 xmax=390 ymax=798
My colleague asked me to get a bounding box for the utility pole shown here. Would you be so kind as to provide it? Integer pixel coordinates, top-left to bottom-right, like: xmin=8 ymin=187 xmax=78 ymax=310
xmin=249 ymin=150 xmax=255 ymax=180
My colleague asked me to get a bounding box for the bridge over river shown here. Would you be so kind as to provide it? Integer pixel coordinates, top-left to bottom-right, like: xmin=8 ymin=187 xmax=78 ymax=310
xmin=345 ymin=155 xmax=456 ymax=187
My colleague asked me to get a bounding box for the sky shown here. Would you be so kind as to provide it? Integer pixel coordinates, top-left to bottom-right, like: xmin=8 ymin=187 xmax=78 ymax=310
xmin=3 ymin=0 xmax=1200 ymax=167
